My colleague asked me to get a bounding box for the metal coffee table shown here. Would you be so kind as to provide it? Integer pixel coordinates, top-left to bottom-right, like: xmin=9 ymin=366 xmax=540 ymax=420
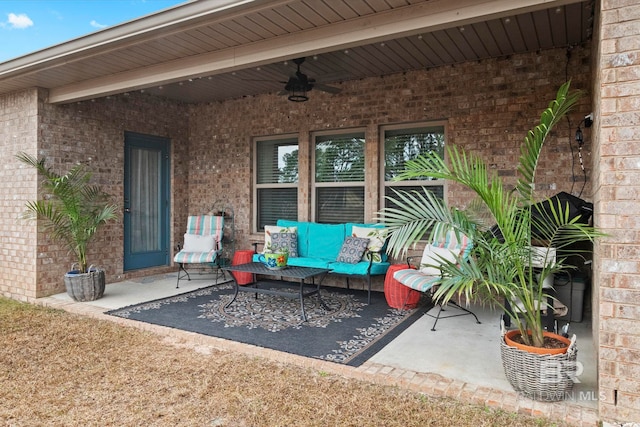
xmin=222 ymin=262 xmax=330 ymax=321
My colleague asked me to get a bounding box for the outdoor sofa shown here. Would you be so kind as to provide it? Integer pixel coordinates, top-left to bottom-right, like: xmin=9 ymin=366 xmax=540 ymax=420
xmin=253 ymin=220 xmax=390 ymax=303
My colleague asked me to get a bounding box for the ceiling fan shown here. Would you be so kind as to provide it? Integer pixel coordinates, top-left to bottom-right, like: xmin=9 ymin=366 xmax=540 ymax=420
xmin=278 ymin=57 xmax=341 ymax=102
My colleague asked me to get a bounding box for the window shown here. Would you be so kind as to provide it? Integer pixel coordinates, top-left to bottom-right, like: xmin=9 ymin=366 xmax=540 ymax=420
xmin=383 ymin=124 xmax=446 ymax=211
xmin=313 ymin=131 xmax=365 ymax=223
xmin=254 ymin=136 xmax=298 ymax=231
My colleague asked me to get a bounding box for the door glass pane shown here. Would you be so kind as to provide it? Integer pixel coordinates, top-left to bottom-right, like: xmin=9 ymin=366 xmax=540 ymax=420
xmin=130 ymin=147 xmax=161 ymax=253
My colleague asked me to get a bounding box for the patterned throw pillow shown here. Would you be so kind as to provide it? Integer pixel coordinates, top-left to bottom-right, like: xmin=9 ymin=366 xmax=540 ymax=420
xmin=336 ymin=236 xmax=370 ymax=264
xmin=270 ymin=232 xmax=298 ymax=258
xmin=264 ymin=225 xmax=297 ymax=253
xmin=351 ymin=225 xmax=388 ymax=262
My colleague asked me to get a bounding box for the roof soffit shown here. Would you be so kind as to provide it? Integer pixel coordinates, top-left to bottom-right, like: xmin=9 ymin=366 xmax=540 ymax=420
xmin=0 ymin=0 xmax=591 ymax=104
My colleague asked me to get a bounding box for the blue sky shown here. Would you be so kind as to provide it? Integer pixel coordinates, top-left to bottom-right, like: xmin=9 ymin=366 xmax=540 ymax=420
xmin=0 ymin=0 xmax=187 ymax=63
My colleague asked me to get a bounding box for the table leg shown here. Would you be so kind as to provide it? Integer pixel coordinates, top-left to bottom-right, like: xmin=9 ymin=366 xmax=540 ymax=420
xmin=315 ymin=281 xmax=330 ymax=311
xmin=316 ymin=272 xmax=330 ymax=311
xmin=298 ymin=280 xmax=308 ymax=322
xmin=224 ymin=278 xmax=240 ymax=309
xmin=298 ymin=278 xmax=329 ymax=322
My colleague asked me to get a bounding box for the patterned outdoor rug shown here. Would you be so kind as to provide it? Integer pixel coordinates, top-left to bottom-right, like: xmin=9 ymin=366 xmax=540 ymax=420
xmin=107 ymin=281 xmax=425 ymax=366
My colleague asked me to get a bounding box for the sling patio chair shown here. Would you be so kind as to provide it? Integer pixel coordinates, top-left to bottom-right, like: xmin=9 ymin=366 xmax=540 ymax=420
xmin=174 ymin=214 xmax=225 ymax=288
xmin=392 ymin=229 xmax=481 ymax=331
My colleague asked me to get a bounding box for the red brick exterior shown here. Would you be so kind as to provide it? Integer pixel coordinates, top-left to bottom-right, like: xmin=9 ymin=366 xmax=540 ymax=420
xmin=1 ymin=46 xmax=592 ymax=299
xmin=1 ymin=89 xmax=190 ymax=299
xmin=7 ymin=38 xmax=640 ymax=424
xmin=188 ymin=46 xmax=593 ymax=270
xmin=593 ymin=0 xmax=640 ymax=423
xmin=0 ymin=89 xmax=39 ymax=301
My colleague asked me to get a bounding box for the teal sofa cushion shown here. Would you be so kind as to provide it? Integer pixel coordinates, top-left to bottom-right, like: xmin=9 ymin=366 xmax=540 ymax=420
xmin=252 ymin=254 xmax=332 ymax=270
xmin=307 ymin=223 xmax=345 ymax=260
xmin=259 ymin=220 xmax=390 ymax=281
xmin=286 ymin=257 xmax=332 ymax=269
xmin=329 ymin=260 xmax=391 ymax=276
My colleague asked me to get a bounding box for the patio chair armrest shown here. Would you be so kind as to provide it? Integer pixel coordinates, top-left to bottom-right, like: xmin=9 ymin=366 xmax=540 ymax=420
xmin=406 ymin=256 xmax=420 ymax=269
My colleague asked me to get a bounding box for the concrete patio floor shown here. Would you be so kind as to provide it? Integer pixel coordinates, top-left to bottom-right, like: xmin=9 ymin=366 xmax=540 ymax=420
xmin=38 ymin=272 xmax=599 ymax=426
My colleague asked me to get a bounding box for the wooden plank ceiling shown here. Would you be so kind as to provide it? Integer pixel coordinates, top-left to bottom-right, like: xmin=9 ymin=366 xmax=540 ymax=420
xmin=0 ymin=0 xmax=594 ymax=104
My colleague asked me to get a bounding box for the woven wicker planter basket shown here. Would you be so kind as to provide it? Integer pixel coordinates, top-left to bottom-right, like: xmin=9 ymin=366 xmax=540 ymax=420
xmin=500 ymin=332 xmax=577 ymax=401
xmin=64 ymin=269 xmax=106 ymax=302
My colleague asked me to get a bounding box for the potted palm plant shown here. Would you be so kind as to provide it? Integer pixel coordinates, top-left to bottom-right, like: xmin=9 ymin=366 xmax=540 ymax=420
xmin=381 ymin=81 xmax=601 ymax=400
xmin=17 ymin=153 xmax=118 ymax=302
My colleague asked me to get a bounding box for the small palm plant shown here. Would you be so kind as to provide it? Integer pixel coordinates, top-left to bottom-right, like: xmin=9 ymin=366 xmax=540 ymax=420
xmin=381 ymin=82 xmax=601 ymax=348
xmin=17 ymin=153 xmax=118 ymax=274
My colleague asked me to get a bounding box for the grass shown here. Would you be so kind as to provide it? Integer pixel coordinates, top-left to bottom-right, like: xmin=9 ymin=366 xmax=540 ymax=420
xmin=0 ymin=297 xmax=565 ymax=426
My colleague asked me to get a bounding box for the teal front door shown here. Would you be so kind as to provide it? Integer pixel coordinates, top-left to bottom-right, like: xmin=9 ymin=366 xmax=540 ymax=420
xmin=123 ymin=132 xmax=170 ymax=271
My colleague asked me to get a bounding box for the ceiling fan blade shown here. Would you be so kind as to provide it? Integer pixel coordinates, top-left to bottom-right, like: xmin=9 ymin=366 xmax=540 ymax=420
xmin=313 ymin=83 xmax=341 ymax=94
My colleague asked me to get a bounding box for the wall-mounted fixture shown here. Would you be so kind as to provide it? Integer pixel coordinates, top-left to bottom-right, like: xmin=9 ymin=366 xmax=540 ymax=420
xmin=575 ymin=113 xmax=593 ymax=147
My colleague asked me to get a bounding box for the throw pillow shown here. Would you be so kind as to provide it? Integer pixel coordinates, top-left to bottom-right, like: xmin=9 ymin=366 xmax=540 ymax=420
xmin=351 ymin=225 xmax=388 ymax=262
xmin=264 ymin=225 xmax=297 ymax=253
xmin=270 ymin=232 xmax=298 ymax=257
xmin=337 ymin=236 xmax=370 ymax=264
xmin=419 ymin=245 xmax=457 ymax=275
xmin=183 ymin=233 xmax=216 ymax=252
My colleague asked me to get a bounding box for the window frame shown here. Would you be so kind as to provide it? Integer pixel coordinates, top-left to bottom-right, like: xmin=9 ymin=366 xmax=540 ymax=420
xmin=380 ymin=121 xmax=448 ymax=231
xmin=311 ymin=128 xmax=366 ymax=224
xmin=252 ymin=134 xmax=299 ymax=233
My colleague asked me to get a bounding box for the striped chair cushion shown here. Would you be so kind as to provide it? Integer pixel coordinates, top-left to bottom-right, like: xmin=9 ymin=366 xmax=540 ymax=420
xmin=173 ymin=215 xmax=224 ymax=264
xmin=393 ymin=269 xmax=440 ymax=293
xmin=186 ymin=215 xmax=224 ymax=236
xmin=434 ymin=231 xmax=472 ymax=260
xmin=174 ymin=250 xmax=218 ymax=264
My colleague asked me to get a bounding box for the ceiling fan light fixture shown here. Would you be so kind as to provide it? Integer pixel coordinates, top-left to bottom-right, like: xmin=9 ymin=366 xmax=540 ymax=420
xmin=288 ymin=88 xmax=308 ymax=102
xmin=279 ymin=57 xmax=340 ymax=102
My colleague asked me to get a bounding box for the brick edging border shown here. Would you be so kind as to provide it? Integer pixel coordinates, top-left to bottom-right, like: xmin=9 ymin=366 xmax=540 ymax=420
xmin=36 ymin=296 xmax=599 ymax=426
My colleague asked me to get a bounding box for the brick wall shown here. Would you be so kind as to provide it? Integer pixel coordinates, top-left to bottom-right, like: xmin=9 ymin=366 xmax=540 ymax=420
xmin=593 ymin=0 xmax=640 ymax=423
xmin=0 ymin=88 xmax=40 ymax=301
xmin=1 ymin=45 xmax=593 ymax=301
xmin=189 ymin=45 xmax=593 ymax=257
xmin=2 ymin=91 xmax=189 ymax=299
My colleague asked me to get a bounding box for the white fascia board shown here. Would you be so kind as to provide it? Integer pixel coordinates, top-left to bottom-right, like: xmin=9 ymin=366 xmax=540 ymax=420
xmin=0 ymin=0 xmax=284 ymax=77
xmin=48 ymin=0 xmax=579 ymax=103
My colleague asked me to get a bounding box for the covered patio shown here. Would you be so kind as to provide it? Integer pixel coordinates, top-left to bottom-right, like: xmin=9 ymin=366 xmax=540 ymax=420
xmin=38 ymin=273 xmax=599 ymax=425
xmin=2 ymin=0 xmax=639 ymax=424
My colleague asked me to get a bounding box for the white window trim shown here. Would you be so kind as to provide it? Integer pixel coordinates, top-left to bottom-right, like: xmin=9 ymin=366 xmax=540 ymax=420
xmin=252 ymin=133 xmax=299 ymax=233
xmin=311 ymin=128 xmax=366 ymax=223
xmin=380 ymin=120 xmax=448 ymax=212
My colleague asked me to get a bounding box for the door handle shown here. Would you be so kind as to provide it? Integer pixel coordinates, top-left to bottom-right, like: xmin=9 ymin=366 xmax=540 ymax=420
xmin=124 ymin=208 xmax=131 ymax=213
